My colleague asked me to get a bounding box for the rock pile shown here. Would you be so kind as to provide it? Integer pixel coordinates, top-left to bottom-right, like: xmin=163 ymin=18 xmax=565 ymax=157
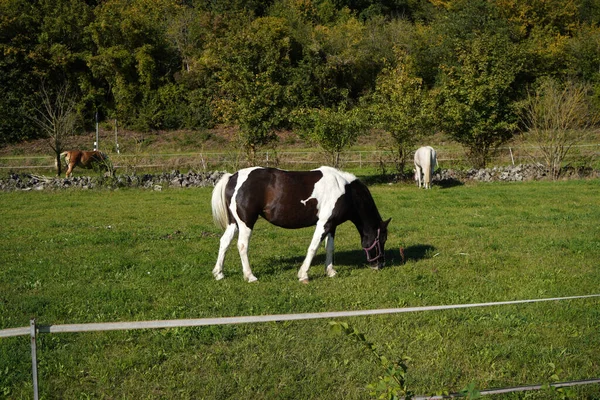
xmin=435 ymin=164 xmax=598 ymax=184
xmin=0 ymin=170 xmax=226 ymax=191
xmin=1 ymin=164 xmax=597 ymax=191
xmin=436 ymin=164 xmax=551 ymax=183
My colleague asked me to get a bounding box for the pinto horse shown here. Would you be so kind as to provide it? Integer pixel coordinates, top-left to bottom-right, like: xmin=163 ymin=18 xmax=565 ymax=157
xmin=58 ymin=150 xmax=110 ymax=177
xmin=414 ymin=146 xmax=438 ymax=189
xmin=211 ymin=166 xmax=391 ymax=283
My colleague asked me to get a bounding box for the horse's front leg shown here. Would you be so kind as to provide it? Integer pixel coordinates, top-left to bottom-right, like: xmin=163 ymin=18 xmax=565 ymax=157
xmin=298 ymin=223 xmax=326 ymax=283
xmin=237 ymin=224 xmax=257 ymax=282
xmin=213 ymin=223 xmax=238 ymax=280
xmin=324 ymin=233 xmax=336 ymax=277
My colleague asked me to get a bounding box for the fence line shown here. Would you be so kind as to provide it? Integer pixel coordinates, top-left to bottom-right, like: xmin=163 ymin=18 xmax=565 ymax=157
xmin=413 ymin=378 xmax=600 ymax=399
xmin=2 ymin=293 xmax=600 ymax=339
xmin=1 ymin=143 xmax=598 ymax=171
xmin=1 ymin=293 xmax=599 ymax=399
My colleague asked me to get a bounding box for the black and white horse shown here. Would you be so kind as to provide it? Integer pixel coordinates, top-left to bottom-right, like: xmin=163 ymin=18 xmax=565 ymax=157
xmin=211 ymin=166 xmax=391 ymax=283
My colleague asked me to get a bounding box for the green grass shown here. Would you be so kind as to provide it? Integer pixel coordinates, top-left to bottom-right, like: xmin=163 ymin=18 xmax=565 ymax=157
xmin=1 ymin=179 xmax=599 ymax=399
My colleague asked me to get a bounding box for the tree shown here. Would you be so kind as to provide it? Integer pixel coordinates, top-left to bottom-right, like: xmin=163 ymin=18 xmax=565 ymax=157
xmin=86 ymin=0 xmax=181 ymax=129
xmin=434 ymin=33 xmax=523 ymax=168
xmin=520 ymin=78 xmax=599 ymax=179
xmin=295 ymin=105 xmax=367 ymax=167
xmin=0 ymin=0 xmax=92 ymax=144
xmin=370 ymin=51 xmax=434 ymax=173
xmin=29 ymin=82 xmax=81 ymax=176
xmin=216 ymin=16 xmax=294 ymax=162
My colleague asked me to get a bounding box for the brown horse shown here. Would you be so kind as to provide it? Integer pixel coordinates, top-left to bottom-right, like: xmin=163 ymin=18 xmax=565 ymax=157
xmin=58 ymin=150 xmax=110 ymax=177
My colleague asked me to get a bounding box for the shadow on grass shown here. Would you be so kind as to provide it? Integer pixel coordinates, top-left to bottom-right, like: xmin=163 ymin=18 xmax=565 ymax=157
xmin=256 ymin=245 xmax=436 ymax=278
xmin=402 ymin=244 xmax=436 ymax=262
xmin=435 ymin=178 xmax=464 ymax=189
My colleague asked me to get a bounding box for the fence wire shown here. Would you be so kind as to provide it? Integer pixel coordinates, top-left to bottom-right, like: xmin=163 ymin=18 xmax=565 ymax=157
xmin=1 ymin=294 xmax=599 ymax=399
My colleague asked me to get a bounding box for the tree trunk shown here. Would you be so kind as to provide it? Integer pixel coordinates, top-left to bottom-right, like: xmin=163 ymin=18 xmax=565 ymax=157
xmin=55 ymin=151 xmax=62 ymax=177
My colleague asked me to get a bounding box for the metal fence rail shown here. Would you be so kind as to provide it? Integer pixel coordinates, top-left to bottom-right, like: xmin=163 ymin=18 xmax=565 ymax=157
xmin=1 ymin=293 xmax=599 ymax=399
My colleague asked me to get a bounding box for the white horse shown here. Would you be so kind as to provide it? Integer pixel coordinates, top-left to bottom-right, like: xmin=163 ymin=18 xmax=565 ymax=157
xmin=414 ymin=146 xmax=438 ymax=189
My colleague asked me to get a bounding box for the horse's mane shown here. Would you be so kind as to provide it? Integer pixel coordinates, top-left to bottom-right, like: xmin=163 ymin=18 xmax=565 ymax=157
xmin=349 ymin=179 xmax=382 ymax=222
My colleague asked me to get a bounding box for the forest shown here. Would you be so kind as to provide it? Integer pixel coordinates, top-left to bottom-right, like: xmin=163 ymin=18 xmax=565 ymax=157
xmin=1 ymin=0 xmax=600 ymax=169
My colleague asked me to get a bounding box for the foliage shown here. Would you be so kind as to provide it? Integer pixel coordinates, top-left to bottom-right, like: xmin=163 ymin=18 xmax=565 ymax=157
xmin=434 ymin=34 xmax=523 ymax=167
xmin=1 ymin=0 xmax=600 ymax=170
xmin=369 ymin=51 xmax=434 ymax=173
xmin=216 ymin=16 xmax=294 ymax=161
xmin=86 ymin=0 xmax=181 ymax=128
xmin=294 ymin=105 xmax=367 ymax=167
xmin=330 ymin=321 xmax=414 ymax=399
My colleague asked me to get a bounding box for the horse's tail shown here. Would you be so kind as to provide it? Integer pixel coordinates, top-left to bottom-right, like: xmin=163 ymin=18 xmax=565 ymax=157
xmin=431 ymin=147 xmax=438 ymax=170
xmin=423 ymin=150 xmax=432 ymax=187
xmin=57 ymin=151 xmax=69 ymax=168
xmin=212 ymin=172 xmax=233 ymax=230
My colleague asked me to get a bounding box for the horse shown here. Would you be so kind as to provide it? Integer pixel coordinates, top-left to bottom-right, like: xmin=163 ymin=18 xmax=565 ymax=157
xmin=211 ymin=166 xmax=391 ymax=283
xmin=414 ymin=146 xmax=438 ymax=189
xmin=57 ymin=150 xmax=110 ymax=177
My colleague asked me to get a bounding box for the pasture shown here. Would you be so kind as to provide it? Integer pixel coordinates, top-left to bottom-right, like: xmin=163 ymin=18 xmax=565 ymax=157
xmin=1 ymin=179 xmax=599 ymax=399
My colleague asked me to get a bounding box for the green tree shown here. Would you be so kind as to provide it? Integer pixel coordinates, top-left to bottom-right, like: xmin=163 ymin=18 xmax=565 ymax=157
xmin=270 ymin=1 xmax=397 ymax=109
xmin=435 ymin=33 xmax=523 ymax=168
xmin=567 ymin=24 xmax=600 ymax=83
xmin=217 ymin=16 xmax=294 ymax=162
xmin=0 ymin=0 xmax=92 ymax=144
xmin=429 ymin=0 xmax=523 ymax=168
xmin=295 ymin=104 xmax=367 ymax=167
xmin=370 ymin=51 xmax=433 ymax=173
xmin=86 ymin=0 xmax=181 ymax=130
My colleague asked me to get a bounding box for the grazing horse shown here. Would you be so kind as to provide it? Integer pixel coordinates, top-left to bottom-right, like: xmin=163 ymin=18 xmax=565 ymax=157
xmin=58 ymin=150 xmax=110 ymax=177
xmin=211 ymin=166 xmax=391 ymax=283
xmin=414 ymin=146 xmax=438 ymax=189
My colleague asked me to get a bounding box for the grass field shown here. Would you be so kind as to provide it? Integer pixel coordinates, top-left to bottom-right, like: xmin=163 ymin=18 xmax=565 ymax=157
xmin=1 ymin=178 xmax=599 ymax=399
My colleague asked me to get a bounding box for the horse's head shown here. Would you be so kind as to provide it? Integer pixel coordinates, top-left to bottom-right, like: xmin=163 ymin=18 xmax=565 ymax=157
xmin=362 ymin=218 xmax=391 ymax=270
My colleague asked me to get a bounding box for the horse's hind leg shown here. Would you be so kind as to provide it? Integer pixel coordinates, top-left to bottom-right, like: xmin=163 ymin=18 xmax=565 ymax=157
xmin=415 ymin=165 xmax=422 ymax=188
xmin=324 ymin=233 xmax=336 ymax=277
xmin=213 ymin=223 xmax=238 ymax=280
xmin=65 ymin=163 xmax=74 ymax=177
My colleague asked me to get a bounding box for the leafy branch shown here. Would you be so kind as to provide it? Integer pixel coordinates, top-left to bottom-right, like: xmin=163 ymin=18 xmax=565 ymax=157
xmin=330 ymin=321 xmax=483 ymax=400
xmin=329 ymin=321 xmax=414 ymax=400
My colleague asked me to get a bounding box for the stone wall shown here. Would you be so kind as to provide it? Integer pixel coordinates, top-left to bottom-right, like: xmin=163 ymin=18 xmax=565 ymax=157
xmin=435 ymin=164 xmax=598 ymax=184
xmin=0 ymin=171 xmax=225 ymax=191
xmin=1 ymin=165 xmax=597 ymax=191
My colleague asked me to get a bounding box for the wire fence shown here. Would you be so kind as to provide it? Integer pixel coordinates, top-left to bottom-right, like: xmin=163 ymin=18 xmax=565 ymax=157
xmin=2 ymin=294 xmax=599 ymax=399
xmin=1 ymin=144 xmax=598 ymax=173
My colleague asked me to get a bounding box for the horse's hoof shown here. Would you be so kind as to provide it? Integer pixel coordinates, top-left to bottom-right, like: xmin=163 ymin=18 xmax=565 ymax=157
xmin=247 ymin=275 xmax=258 ymax=283
xmin=214 ymin=272 xmax=225 ymax=280
xmin=299 ymin=278 xmax=309 ymax=284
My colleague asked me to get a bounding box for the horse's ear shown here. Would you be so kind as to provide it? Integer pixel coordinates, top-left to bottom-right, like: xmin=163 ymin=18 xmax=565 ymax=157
xmin=382 ymin=218 xmax=391 ymax=229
